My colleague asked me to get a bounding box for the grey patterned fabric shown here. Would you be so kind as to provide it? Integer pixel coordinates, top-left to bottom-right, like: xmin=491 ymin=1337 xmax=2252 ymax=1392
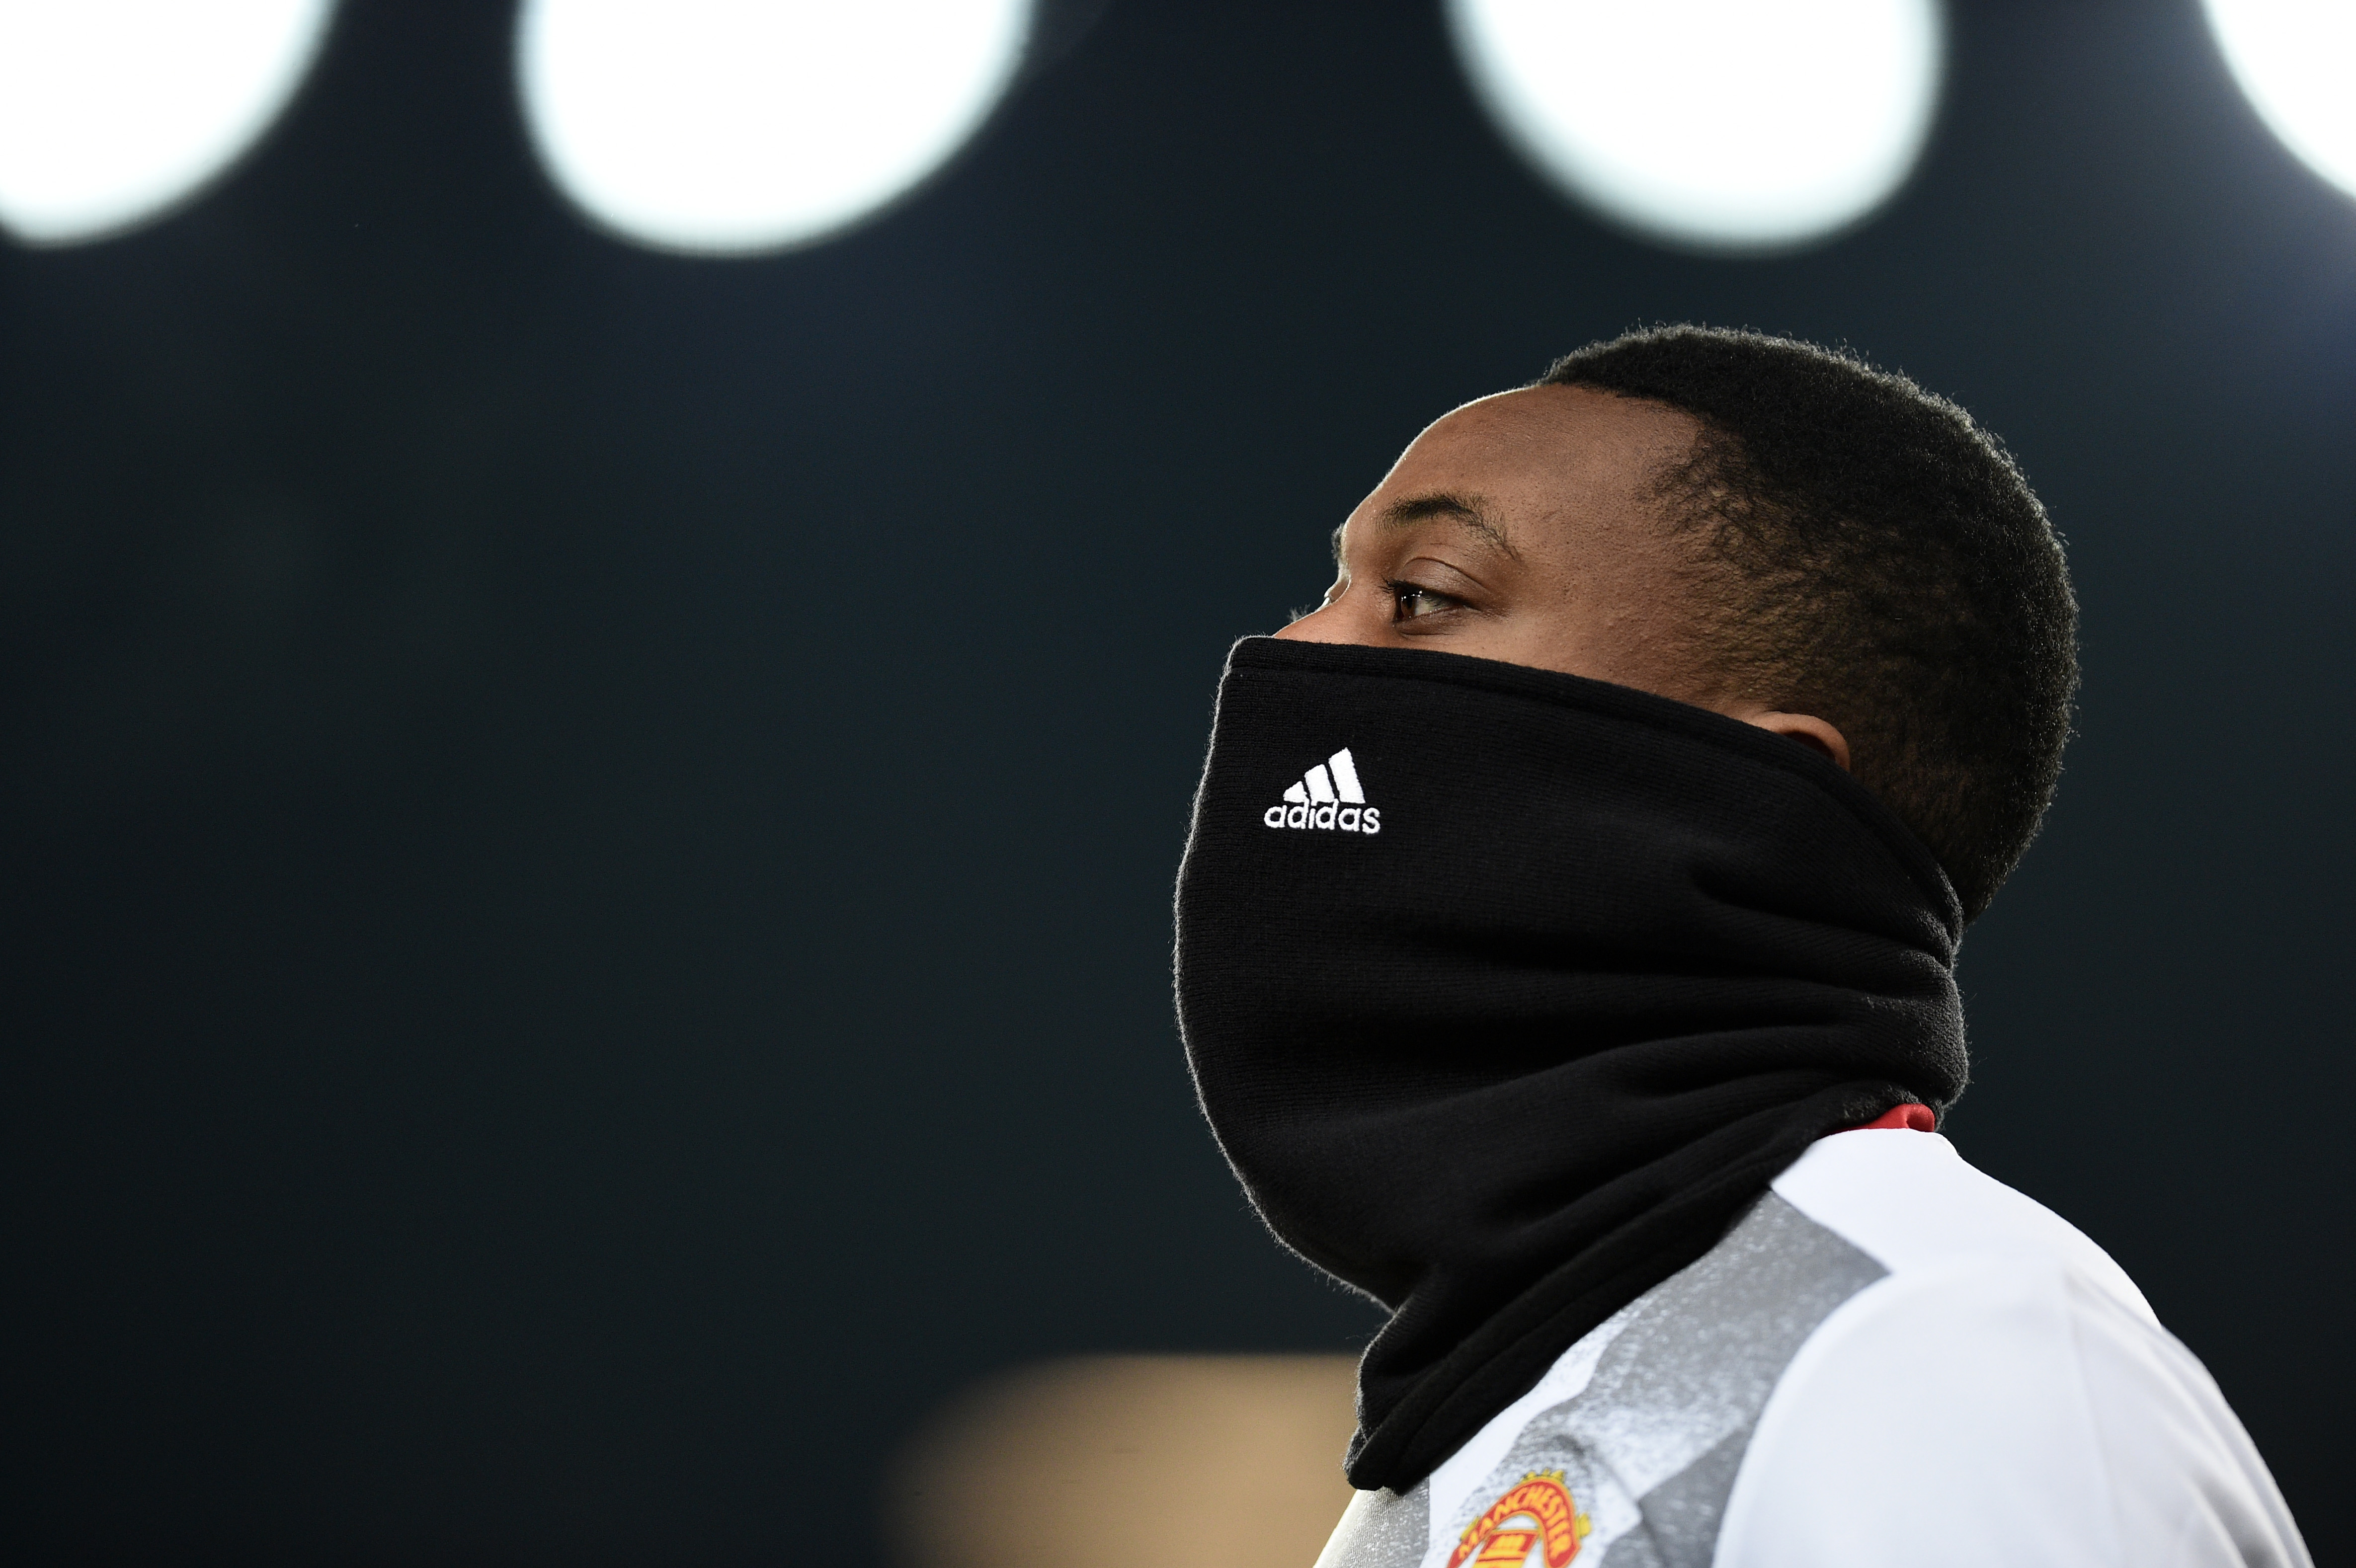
xmin=1324 ymin=1194 xmax=1885 ymax=1568
xmin=1314 ymin=1483 xmax=1430 ymax=1568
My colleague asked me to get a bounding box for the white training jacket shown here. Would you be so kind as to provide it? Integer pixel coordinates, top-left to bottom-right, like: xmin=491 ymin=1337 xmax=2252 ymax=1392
xmin=1314 ymin=1128 xmax=2310 ymax=1568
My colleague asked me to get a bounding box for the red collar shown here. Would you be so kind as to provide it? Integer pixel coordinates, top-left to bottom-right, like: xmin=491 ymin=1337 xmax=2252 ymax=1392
xmin=1855 ymin=1102 xmax=1937 ymax=1132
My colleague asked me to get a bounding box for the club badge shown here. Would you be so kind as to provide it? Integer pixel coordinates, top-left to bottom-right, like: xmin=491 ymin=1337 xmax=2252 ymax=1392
xmin=1443 ymin=1472 xmax=1593 ymax=1568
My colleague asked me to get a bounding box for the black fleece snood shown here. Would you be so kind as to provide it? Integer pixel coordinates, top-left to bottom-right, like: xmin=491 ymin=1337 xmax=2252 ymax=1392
xmin=1173 ymin=636 xmax=1968 ymax=1494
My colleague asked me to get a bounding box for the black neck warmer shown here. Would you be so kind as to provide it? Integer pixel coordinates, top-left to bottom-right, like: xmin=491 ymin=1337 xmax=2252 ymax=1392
xmin=1173 ymin=637 xmax=1967 ymax=1493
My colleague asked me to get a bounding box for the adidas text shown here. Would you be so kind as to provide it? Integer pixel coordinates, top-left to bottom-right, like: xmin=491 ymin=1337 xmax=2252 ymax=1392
xmin=1262 ymin=747 xmax=1381 ymax=835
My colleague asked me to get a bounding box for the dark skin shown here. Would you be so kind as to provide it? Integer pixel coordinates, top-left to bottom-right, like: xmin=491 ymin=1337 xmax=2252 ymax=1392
xmin=1276 ymin=384 xmax=1852 ymax=770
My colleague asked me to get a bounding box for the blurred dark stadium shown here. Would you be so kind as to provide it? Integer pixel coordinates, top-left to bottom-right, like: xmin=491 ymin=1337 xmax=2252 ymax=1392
xmin=3 ymin=1 xmax=2349 ymax=1561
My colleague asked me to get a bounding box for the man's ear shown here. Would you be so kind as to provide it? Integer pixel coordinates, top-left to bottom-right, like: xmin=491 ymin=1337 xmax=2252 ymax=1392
xmin=1742 ymin=711 xmax=1852 ymax=772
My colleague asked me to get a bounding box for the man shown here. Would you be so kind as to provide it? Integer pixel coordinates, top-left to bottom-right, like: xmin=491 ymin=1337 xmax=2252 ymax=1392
xmin=1171 ymin=327 xmax=2307 ymax=1567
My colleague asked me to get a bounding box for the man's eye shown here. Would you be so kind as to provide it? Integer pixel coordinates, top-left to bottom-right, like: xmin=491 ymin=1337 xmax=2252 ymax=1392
xmin=1389 ymin=582 xmax=1459 ymax=621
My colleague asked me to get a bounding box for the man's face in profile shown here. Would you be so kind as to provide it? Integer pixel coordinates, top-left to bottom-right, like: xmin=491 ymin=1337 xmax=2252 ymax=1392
xmin=1279 ymin=385 xmax=1849 ymax=768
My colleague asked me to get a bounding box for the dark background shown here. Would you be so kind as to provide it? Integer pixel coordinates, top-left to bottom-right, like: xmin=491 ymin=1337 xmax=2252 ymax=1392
xmin=5 ymin=0 xmax=2349 ymax=1561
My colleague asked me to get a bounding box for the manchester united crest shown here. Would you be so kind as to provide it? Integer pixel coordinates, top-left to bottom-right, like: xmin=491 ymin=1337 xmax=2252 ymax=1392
xmin=1443 ymin=1472 xmax=1594 ymax=1568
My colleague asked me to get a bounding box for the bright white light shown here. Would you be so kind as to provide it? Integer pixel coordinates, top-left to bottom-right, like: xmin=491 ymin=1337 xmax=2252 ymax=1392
xmin=1446 ymin=0 xmax=1944 ymax=253
xmin=2202 ymin=0 xmax=2356 ymax=200
xmin=0 ymin=0 xmax=336 ymax=245
xmin=518 ymin=0 xmax=1033 ymax=256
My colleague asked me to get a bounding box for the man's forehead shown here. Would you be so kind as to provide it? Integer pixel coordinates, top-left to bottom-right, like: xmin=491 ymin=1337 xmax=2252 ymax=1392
xmin=1421 ymin=382 xmax=1692 ymax=460
xmin=1354 ymin=385 xmax=1696 ymax=536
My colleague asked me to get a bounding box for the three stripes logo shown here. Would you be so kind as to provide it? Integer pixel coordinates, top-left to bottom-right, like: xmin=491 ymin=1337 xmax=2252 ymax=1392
xmin=1262 ymin=747 xmax=1382 ymax=834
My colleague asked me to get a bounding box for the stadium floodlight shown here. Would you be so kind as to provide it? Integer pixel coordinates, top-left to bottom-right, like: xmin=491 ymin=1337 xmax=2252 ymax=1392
xmin=2202 ymin=0 xmax=2356 ymax=201
xmin=0 ymin=0 xmax=337 ymax=246
xmin=517 ymin=0 xmax=1034 ymax=256
xmin=1445 ymin=0 xmax=1945 ymax=254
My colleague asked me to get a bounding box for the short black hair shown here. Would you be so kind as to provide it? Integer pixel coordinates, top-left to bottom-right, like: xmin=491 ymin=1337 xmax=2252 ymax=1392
xmin=1541 ymin=325 xmax=2076 ymax=921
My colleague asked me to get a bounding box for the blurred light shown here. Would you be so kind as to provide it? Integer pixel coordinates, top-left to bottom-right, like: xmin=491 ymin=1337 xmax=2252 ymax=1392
xmin=1446 ymin=0 xmax=1944 ymax=254
xmin=892 ymin=1355 xmax=1357 ymax=1568
xmin=517 ymin=0 xmax=1033 ymax=256
xmin=2202 ymin=0 xmax=2356 ymax=200
xmin=0 ymin=0 xmax=336 ymax=245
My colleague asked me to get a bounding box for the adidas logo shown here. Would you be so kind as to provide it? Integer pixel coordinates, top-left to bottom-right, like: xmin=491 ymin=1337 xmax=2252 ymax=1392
xmin=1262 ymin=747 xmax=1382 ymax=834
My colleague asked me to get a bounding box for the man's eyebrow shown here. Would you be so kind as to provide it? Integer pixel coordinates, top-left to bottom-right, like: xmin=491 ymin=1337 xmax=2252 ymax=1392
xmin=1378 ymin=492 xmax=1522 ymax=560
